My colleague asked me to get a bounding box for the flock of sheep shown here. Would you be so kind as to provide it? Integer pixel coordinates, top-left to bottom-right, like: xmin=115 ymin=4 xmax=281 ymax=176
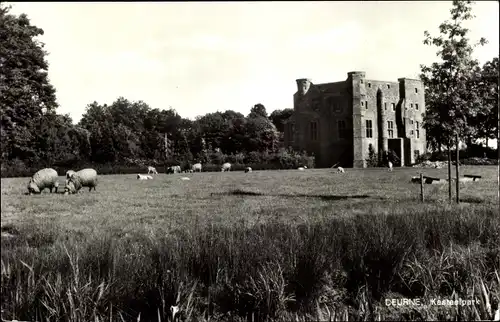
xmin=26 ymin=160 xmax=387 ymax=196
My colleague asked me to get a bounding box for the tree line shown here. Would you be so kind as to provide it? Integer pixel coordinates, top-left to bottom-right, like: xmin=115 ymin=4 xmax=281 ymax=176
xmin=0 ymin=2 xmax=497 ymax=178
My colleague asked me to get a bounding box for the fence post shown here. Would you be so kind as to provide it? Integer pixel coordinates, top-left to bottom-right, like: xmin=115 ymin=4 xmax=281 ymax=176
xmin=420 ymin=173 xmax=424 ymax=202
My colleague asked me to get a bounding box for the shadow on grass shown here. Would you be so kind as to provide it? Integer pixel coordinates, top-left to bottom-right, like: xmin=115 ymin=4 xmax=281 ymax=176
xmin=211 ymin=189 xmax=377 ymax=201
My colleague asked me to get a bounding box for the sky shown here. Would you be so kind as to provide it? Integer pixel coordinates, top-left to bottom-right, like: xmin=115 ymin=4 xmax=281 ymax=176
xmin=6 ymin=1 xmax=500 ymax=127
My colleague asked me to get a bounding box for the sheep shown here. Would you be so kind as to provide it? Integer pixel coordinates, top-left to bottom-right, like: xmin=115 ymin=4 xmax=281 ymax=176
xmin=167 ymin=165 xmax=182 ymax=174
xmin=180 ymin=177 xmax=190 ymax=181
xmin=337 ymin=166 xmax=345 ymax=173
xmin=388 ymin=161 xmax=393 ymax=172
xmin=192 ymin=163 xmax=202 ymax=172
xmin=147 ymin=166 xmax=158 ymax=175
xmin=137 ymin=174 xmax=153 ymax=180
xmin=244 ymin=167 xmax=252 ymax=173
xmin=27 ymin=168 xmax=59 ymax=195
xmin=64 ymin=168 xmax=98 ymax=195
xmin=221 ymin=162 xmax=231 ymax=172
xmin=298 ymin=167 xmax=305 ymax=171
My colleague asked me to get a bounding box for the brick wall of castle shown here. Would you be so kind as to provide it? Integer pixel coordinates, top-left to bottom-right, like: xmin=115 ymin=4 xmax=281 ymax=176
xmin=285 ymin=71 xmax=427 ymax=168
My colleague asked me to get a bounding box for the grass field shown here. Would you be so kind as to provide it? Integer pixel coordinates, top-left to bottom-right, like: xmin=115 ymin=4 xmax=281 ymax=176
xmin=1 ymin=166 xmax=499 ymax=321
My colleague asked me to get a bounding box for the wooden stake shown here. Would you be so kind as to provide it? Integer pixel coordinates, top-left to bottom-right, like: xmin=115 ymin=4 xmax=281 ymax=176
xmin=420 ymin=173 xmax=424 ymax=202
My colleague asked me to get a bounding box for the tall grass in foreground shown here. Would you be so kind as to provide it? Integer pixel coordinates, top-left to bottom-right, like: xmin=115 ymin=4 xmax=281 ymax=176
xmin=1 ymin=205 xmax=499 ymax=321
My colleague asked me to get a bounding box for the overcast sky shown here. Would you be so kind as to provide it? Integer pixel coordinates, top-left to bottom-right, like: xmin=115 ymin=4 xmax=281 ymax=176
xmin=6 ymin=1 xmax=499 ymax=124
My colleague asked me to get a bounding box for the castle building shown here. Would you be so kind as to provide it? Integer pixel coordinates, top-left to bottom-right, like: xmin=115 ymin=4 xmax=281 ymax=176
xmin=284 ymin=71 xmax=427 ymax=168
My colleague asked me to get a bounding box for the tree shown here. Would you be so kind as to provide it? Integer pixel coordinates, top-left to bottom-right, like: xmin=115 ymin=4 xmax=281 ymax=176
xmin=269 ymin=109 xmax=293 ymax=133
xmin=243 ymin=116 xmax=280 ymax=153
xmin=79 ymin=102 xmax=117 ymax=163
xmin=475 ymin=57 xmax=498 ymax=146
xmin=420 ymin=0 xmax=487 ymax=203
xmin=0 ymin=4 xmax=59 ymax=164
xmin=248 ymin=103 xmax=268 ymax=118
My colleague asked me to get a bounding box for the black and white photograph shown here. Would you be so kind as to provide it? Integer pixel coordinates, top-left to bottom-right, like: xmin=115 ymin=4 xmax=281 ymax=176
xmin=1 ymin=1 xmax=499 ymax=321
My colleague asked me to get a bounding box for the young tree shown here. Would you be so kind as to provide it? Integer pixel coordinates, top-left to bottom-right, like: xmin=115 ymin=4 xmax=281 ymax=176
xmin=420 ymin=0 xmax=487 ymax=203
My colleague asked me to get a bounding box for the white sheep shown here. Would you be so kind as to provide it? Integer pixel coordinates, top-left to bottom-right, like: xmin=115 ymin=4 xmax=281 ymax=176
xmin=180 ymin=177 xmax=190 ymax=181
xmin=27 ymin=168 xmax=59 ymax=195
xmin=137 ymin=174 xmax=153 ymax=180
xmin=337 ymin=166 xmax=345 ymax=173
xmin=298 ymin=167 xmax=305 ymax=171
xmin=388 ymin=161 xmax=393 ymax=172
xmin=167 ymin=165 xmax=182 ymax=174
xmin=192 ymin=163 xmax=202 ymax=172
xmin=221 ymin=162 xmax=231 ymax=172
xmin=147 ymin=166 xmax=158 ymax=175
xmin=64 ymin=168 xmax=98 ymax=195
xmin=244 ymin=167 xmax=252 ymax=173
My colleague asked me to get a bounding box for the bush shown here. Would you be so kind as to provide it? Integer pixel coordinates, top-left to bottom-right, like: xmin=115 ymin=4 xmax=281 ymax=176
xmin=1 ymin=150 xmax=316 ymax=178
xmin=366 ymin=144 xmax=379 ymax=167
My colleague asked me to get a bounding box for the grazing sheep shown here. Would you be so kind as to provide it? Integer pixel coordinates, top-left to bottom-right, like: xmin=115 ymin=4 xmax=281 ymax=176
xmin=137 ymin=174 xmax=153 ymax=180
xmin=64 ymin=168 xmax=98 ymax=195
xmin=221 ymin=162 xmax=231 ymax=172
xmin=337 ymin=166 xmax=345 ymax=173
xmin=167 ymin=165 xmax=182 ymax=174
xmin=298 ymin=167 xmax=305 ymax=171
xmin=192 ymin=163 xmax=202 ymax=172
xmin=147 ymin=166 xmax=158 ymax=175
xmin=388 ymin=161 xmax=393 ymax=172
xmin=244 ymin=167 xmax=252 ymax=173
xmin=27 ymin=168 xmax=59 ymax=195
xmin=180 ymin=177 xmax=190 ymax=181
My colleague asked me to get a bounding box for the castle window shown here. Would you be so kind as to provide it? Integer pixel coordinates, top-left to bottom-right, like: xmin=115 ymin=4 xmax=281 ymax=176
xmin=415 ymin=103 xmax=419 ymax=110
xmin=414 ymin=150 xmax=420 ymax=160
xmin=368 ymin=83 xmax=372 ymax=88
xmin=366 ymin=120 xmax=373 ymax=138
xmin=361 ymin=101 xmax=364 ymax=107
xmin=310 ymin=121 xmax=318 ymax=141
xmin=410 ymin=103 xmax=413 ymax=108
xmin=411 ymin=119 xmax=414 ymax=124
xmin=416 ymin=121 xmax=419 ymax=129
xmin=387 ymin=121 xmax=394 ymax=138
xmin=391 ymin=103 xmax=396 ymax=111
xmin=338 ymin=120 xmax=347 ymax=139
xmin=415 ymin=88 xmax=418 ymax=93
xmin=384 ymin=102 xmax=387 ymax=110
xmin=360 ymin=79 xmax=364 ymax=84
xmin=410 ymin=130 xmax=414 ymax=136
xmin=387 ymin=84 xmax=391 ymax=89
xmin=416 ymin=130 xmax=420 ymax=138
xmin=365 ymin=100 xmax=368 ymax=109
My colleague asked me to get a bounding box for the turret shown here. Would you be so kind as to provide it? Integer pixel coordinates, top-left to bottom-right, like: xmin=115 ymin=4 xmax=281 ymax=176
xmin=348 ymin=71 xmax=367 ymax=168
xmin=296 ymin=78 xmax=312 ymax=96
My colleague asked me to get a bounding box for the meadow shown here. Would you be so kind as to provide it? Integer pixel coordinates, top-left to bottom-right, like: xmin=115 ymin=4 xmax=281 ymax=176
xmin=1 ymin=166 xmax=499 ymax=321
